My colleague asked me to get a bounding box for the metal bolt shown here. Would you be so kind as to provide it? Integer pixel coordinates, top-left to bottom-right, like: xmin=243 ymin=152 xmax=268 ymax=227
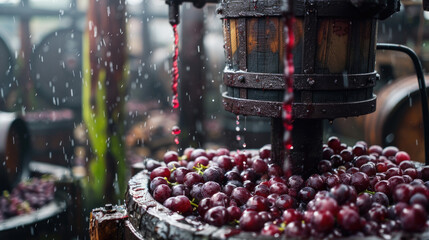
xmin=307 ymin=78 xmax=315 ymax=86
xmin=238 ymin=75 xmax=245 ymax=83
xmin=104 ymin=203 xmax=115 ymax=213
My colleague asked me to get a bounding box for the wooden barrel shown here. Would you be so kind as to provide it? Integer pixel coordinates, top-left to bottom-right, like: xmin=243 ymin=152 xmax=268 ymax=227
xmin=0 ymin=162 xmax=81 ymax=240
xmin=364 ymin=75 xmax=429 ymax=163
xmin=292 ymin=1 xmax=379 ymax=119
xmin=24 ymin=109 xmax=75 ymax=167
xmin=124 ymin=170 xmax=275 ymax=240
xmin=220 ymin=0 xmax=382 ymax=119
xmin=219 ymin=0 xmax=285 ymax=118
xmin=0 ymin=112 xmax=30 ymax=192
xmin=0 ymin=36 xmax=14 ymax=110
xmin=89 ymin=168 xmax=429 ymax=239
xmin=218 ymin=0 xmax=388 ymax=175
xmin=31 ymin=28 xmax=83 ymax=109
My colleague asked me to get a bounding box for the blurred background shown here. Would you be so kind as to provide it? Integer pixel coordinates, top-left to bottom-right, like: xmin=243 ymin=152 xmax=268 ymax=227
xmin=0 ymin=0 xmax=427 ymax=239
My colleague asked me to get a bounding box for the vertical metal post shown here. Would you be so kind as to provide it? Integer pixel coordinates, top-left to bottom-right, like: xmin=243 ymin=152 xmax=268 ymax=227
xmin=19 ymin=0 xmax=33 ymax=109
xmin=179 ymin=4 xmax=206 ymax=148
xmin=291 ymin=119 xmax=323 ymax=177
xmin=271 ymin=118 xmax=285 ymax=163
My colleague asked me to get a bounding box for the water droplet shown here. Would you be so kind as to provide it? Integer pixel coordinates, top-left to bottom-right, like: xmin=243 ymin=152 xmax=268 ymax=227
xmin=172 ymin=126 xmax=181 ymax=135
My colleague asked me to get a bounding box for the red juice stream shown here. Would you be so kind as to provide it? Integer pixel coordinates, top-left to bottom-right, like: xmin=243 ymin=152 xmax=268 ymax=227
xmin=282 ymin=16 xmax=295 ymax=176
xmin=171 ymin=24 xmax=180 ymax=144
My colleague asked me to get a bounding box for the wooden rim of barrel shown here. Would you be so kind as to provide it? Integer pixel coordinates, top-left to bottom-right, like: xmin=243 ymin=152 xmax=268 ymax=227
xmin=126 ymin=170 xmax=276 ymax=239
xmin=0 ymin=112 xmax=31 ymax=191
xmin=126 ymin=165 xmax=429 ymax=239
xmin=364 ymin=74 xmax=429 ymax=162
xmin=0 ymin=162 xmax=74 ymax=238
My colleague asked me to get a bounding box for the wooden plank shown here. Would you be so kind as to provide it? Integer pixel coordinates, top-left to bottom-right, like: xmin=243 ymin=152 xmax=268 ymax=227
xmin=247 ymin=18 xmax=258 ymax=73
xmin=230 ymin=19 xmax=238 ymax=70
xmin=348 ymin=19 xmax=360 ymax=74
xmin=367 ymin=19 xmax=377 ymax=72
xmin=265 ymin=17 xmax=280 ymax=73
xmin=303 ymin=9 xmax=317 ymax=74
xmin=293 ymin=18 xmax=304 ymax=74
xmin=316 ymin=19 xmax=329 ymax=73
xmin=359 ymin=19 xmax=371 ymax=73
xmin=325 ymin=19 xmax=350 ymax=73
xmin=223 ymin=19 xmax=232 ymax=69
xmin=237 ymin=18 xmax=247 ymax=71
xmin=257 ymin=18 xmax=266 ymax=73
xmin=279 ymin=18 xmax=284 ymax=74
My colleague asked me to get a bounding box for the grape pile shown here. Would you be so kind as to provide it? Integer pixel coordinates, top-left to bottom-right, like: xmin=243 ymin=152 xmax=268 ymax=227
xmin=148 ymin=137 xmax=429 ymax=238
xmin=0 ymin=177 xmax=55 ymax=222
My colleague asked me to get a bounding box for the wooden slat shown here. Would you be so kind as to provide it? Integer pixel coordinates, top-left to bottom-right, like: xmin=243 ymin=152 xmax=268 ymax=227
xmin=324 ymin=19 xmax=350 ymax=73
xmin=279 ymin=18 xmax=284 ymax=74
xmin=303 ymin=8 xmax=317 ymax=74
xmin=265 ymin=17 xmax=280 ymax=73
xmin=237 ymin=18 xmax=247 ymax=71
xmin=368 ymin=19 xmax=377 ymax=72
xmin=257 ymin=18 xmax=266 ymax=73
xmin=223 ymin=19 xmax=232 ymax=69
xmin=230 ymin=19 xmax=238 ymax=70
xmin=316 ymin=19 xmax=329 ymax=73
xmin=348 ymin=19 xmax=360 ymax=74
xmin=293 ymin=18 xmax=304 ymax=74
xmin=359 ymin=19 xmax=371 ymax=73
xmin=247 ymin=18 xmax=258 ymax=72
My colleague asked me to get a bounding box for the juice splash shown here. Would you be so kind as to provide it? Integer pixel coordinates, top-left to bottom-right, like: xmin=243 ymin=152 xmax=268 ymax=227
xmin=171 ymin=24 xmax=180 ymax=145
xmin=171 ymin=24 xmax=180 ymax=109
xmin=282 ymin=16 xmax=295 ymax=175
xmin=172 ymin=125 xmax=181 ymax=144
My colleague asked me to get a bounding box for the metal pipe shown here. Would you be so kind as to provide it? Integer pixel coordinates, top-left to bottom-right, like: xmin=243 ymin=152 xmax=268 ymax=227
xmin=376 ymin=43 xmax=429 ymax=165
xmin=168 ymin=1 xmax=180 ymax=25
xmin=165 ymin=0 xmax=219 ymax=25
xmin=423 ymin=0 xmax=429 ymax=11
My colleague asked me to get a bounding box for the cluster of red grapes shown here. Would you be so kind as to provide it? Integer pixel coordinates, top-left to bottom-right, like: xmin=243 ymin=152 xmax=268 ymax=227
xmin=147 ymin=137 xmax=429 ymax=238
xmin=0 ymin=177 xmax=55 ymax=222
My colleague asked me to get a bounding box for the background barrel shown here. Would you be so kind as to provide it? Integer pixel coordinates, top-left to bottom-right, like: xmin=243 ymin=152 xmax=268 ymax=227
xmin=0 ymin=162 xmax=83 ymax=240
xmin=364 ymin=75 xmax=429 ymax=163
xmin=0 ymin=112 xmax=30 ymax=192
xmin=0 ymin=35 xmax=14 ymax=110
xmin=31 ymin=28 xmax=83 ymax=111
xmin=23 ymin=109 xmax=75 ymax=167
